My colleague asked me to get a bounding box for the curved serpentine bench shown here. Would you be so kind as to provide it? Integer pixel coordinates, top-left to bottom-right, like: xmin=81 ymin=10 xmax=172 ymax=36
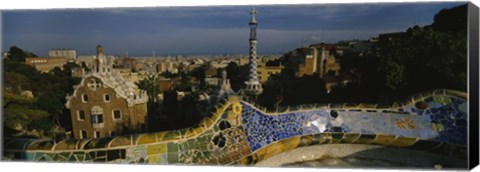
xmin=3 ymin=89 xmax=467 ymax=165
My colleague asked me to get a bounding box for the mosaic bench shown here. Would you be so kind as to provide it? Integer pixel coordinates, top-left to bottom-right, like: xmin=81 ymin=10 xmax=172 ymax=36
xmin=3 ymin=89 xmax=467 ymax=166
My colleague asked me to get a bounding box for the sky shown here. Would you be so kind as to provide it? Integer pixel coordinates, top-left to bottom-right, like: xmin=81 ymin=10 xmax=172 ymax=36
xmin=1 ymin=2 xmax=465 ymax=56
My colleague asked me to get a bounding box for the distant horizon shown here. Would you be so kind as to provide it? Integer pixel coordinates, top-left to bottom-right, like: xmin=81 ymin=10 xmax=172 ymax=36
xmin=2 ymin=2 xmax=465 ymax=56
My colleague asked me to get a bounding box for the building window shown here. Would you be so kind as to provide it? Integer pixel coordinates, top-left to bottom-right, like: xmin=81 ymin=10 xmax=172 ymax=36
xmin=109 ymin=131 xmax=116 ymax=137
xmin=113 ymin=110 xmax=122 ymax=120
xmin=91 ymin=114 xmax=104 ymax=124
xmin=80 ymin=130 xmax=87 ymax=139
xmin=104 ymin=94 xmax=111 ymax=102
xmin=91 ymin=106 xmax=104 ymax=128
xmin=77 ymin=110 xmax=85 ymax=121
xmin=82 ymin=94 xmax=88 ymax=103
xmin=94 ymin=131 xmax=101 ymax=138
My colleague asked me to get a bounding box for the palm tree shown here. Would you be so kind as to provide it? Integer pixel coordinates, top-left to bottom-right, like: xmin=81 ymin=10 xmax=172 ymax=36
xmin=136 ymin=75 xmax=161 ymax=102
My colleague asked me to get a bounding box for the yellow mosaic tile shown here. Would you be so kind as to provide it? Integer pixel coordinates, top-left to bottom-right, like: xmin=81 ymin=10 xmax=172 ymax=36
xmin=265 ymin=142 xmax=286 ymax=158
xmin=146 ymin=144 xmax=167 ymax=155
xmin=373 ymin=135 xmax=396 ymax=145
xmin=54 ymin=139 xmax=79 ymax=150
xmin=321 ymin=133 xmax=334 ymax=144
xmin=388 ymin=137 xmax=418 ymax=147
xmin=154 ymin=132 xmax=168 ymax=142
xmin=299 ymin=135 xmax=314 ymax=146
xmin=183 ymin=128 xmax=197 ymax=138
xmin=176 ymin=129 xmax=188 ymax=138
xmin=341 ymin=133 xmax=360 ymax=143
xmin=254 ymin=147 xmax=268 ymax=161
xmin=162 ymin=131 xmax=182 ymax=141
xmin=137 ymin=133 xmax=157 ymax=145
xmin=203 ymin=118 xmax=215 ymax=128
xmin=191 ymin=127 xmax=205 ymax=136
xmin=283 ymin=136 xmax=301 ymax=150
xmin=147 ymin=155 xmax=160 ymax=164
xmin=331 ymin=133 xmax=345 ymax=143
xmin=232 ymin=102 xmax=242 ymax=115
xmin=354 ymin=134 xmax=376 ymax=144
xmin=27 ymin=140 xmax=54 ymax=150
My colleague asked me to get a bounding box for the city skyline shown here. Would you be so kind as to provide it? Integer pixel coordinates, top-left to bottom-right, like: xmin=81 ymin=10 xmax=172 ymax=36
xmin=2 ymin=2 xmax=463 ymax=56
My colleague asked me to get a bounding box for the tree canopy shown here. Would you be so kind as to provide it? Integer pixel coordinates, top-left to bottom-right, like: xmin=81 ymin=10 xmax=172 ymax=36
xmin=6 ymin=46 xmax=38 ymax=62
xmin=3 ymin=47 xmax=81 ymax=138
xmin=330 ymin=4 xmax=466 ymax=103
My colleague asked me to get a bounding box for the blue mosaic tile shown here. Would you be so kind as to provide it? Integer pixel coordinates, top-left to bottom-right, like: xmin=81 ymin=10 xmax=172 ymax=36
xmin=240 ymin=94 xmax=467 ymax=152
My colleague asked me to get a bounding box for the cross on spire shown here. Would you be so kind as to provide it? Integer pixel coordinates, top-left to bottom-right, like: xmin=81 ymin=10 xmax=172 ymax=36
xmin=250 ymin=7 xmax=257 ymax=15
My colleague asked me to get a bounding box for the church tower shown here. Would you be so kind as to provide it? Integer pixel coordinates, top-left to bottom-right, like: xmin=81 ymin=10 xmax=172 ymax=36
xmin=92 ymin=44 xmax=113 ymax=75
xmin=244 ymin=8 xmax=263 ymax=97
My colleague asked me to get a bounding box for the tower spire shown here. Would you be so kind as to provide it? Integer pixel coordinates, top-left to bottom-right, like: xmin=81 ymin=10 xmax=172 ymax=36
xmin=250 ymin=7 xmax=257 ymax=24
xmin=244 ymin=7 xmax=263 ymax=97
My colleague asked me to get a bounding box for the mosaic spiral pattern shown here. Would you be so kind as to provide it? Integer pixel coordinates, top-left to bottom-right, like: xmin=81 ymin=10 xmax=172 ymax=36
xmin=3 ymin=89 xmax=468 ymax=166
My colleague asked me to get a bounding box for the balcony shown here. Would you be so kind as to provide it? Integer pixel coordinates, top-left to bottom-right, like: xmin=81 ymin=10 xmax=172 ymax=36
xmin=92 ymin=122 xmax=104 ymax=129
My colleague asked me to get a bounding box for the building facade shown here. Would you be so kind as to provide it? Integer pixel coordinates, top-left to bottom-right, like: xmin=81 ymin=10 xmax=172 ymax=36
xmin=257 ymin=63 xmax=284 ymax=83
xmin=49 ymin=49 xmax=77 ymax=59
xmin=65 ymin=45 xmax=148 ymax=139
xmin=156 ymin=60 xmax=178 ymax=74
xmin=297 ymin=45 xmax=340 ymax=78
xmin=24 ymin=57 xmax=70 ymax=73
xmin=298 ymin=47 xmax=318 ymax=76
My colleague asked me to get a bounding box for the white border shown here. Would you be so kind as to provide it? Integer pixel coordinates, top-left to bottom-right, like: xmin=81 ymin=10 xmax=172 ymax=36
xmin=0 ymin=0 xmax=474 ymax=10
xmin=1 ymin=1 xmax=476 ymax=172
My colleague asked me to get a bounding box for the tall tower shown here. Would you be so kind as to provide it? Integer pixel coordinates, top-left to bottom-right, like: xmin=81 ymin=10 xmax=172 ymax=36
xmin=244 ymin=8 xmax=263 ymax=97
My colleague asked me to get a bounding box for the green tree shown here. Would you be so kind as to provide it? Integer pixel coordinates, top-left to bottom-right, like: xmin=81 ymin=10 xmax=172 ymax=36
xmin=160 ymin=71 xmax=179 ymax=78
xmin=6 ymin=46 xmax=37 ymax=62
xmin=136 ymin=75 xmax=161 ymax=102
xmin=225 ymin=62 xmax=249 ymax=92
xmin=3 ymin=91 xmax=51 ymax=138
xmin=429 ymin=4 xmax=467 ymax=34
xmin=281 ymin=75 xmax=327 ymax=105
xmin=258 ymin=75 xmax=283 ymax=110
xmin=382 ymin=60 xmax=405 ymax=90
xmin=176 ymin=71 xmax=192 ymax=91
xmin=3 ymin=72 xmax=31 ymax=94
xmin=189 ymin=64 xmax=208 ymax=90
xmin=3 ymin=48 xmax=81 ymax=138
xmin=356 ymin=25 xmax=466 ymax=102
